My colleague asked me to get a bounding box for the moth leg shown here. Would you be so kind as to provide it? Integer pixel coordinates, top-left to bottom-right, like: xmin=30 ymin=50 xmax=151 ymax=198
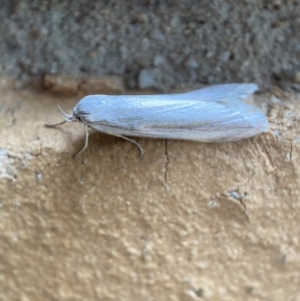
xmin=75 ymin=125 xmax=89 ymax=157
xmin=45 ymin=120 xmax=67 ymax=127
xmin=74 ymin=127 xmax=143 ymax=157
xmin=114 ymin=135 xmax=144 ymax=157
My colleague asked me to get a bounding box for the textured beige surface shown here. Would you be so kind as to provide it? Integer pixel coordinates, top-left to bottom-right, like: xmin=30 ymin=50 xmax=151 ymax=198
xmin=1 ymin=78 xmax=300 ymax=301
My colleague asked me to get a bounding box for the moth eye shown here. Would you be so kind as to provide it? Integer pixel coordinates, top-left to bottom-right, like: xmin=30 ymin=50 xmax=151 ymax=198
xmin=77 ymin=116 xmax=82 ymax=122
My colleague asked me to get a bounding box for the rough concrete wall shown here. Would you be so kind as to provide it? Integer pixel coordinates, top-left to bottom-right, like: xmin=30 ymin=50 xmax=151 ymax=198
xmin=1 ymin=77 xmax=300 ymax=300
xmin=1 ymin=0 xmax=300 ymax=90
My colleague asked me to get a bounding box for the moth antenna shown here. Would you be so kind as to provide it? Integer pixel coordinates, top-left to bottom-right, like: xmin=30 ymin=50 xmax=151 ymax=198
xmin=57 ymin=105 xmax=73 ymax=122
xmin=44 ymin=105 xmax=73 ymax=127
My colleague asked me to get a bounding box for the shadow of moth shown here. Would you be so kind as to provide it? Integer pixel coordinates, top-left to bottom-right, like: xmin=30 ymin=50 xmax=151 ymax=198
xmin=45 ymin=83 xmax=269 ymax=156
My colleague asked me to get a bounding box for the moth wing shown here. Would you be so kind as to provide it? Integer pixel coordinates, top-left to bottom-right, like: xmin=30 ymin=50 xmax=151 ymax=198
xmin=182 ymin=83 xmax=259 ymax=103
xmin=138 ymin=84 xmax=268 ymax=140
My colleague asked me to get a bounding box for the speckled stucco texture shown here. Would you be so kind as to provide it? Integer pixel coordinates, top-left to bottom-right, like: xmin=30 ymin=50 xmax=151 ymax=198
xmin=1 ymin=1 xmax=300 ymax=90
xmin=1 ymin=78 xmax=300 ymax=300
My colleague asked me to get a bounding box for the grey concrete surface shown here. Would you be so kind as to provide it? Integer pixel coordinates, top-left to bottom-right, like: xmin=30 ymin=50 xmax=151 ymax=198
xmin=1 ymin=0 xmax=300 ymax=90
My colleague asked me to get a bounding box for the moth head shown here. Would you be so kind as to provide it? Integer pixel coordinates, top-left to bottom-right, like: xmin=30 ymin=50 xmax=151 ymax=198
xmin=72 ymin=104 xmax=86 ymax=123
xmin=71 ymin=95 xmax=107 ymax=124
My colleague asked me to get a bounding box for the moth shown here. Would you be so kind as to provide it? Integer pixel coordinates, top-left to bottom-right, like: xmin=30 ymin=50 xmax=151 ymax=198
xmin=46 ymin=83 xmax=269 ymax=156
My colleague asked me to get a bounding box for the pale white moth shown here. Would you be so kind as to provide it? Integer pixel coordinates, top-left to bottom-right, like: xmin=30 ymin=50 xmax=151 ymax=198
xmin=45 ymin=83 xmax=269 ymax=156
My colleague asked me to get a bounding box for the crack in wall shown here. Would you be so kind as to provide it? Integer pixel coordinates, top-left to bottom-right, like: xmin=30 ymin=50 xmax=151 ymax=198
xmin=239 ymin=197 xmax=250 ymax=223
xmin=290 ymin=141 xmax=293 ymax=162
xmin=229 ymin=190 xmax=250 ymax=223
xmin=164 ymin=140 xmax=170 ymax=186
